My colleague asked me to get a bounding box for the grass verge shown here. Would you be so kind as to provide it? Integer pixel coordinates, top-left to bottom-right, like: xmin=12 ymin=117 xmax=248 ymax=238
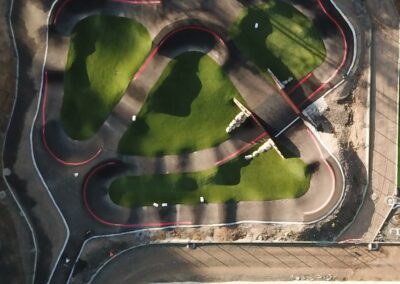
xmin=230 ymin=0 xmax=326 ymax=81
xmin=61 ymin=15 xmax=152 ymax=139
xmin=118 ymin=51 xmax=243 ymax=156
xmin=110 ymin=149 xmax=311 ymax=207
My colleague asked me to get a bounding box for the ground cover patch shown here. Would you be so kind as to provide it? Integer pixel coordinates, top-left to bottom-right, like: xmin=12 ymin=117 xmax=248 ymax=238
xmin=109 ymin=149 xmax=311 ymax=207
xmin=61 ymin=15 xmax=152 ymax=139
xmin=118 ymin=51 xmax=243 ymax=156
xmin=230 ymin=0 xmax=326 ymax=81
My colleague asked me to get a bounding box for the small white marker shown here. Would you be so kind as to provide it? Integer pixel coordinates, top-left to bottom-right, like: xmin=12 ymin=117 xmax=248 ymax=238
xmin=3 ymin=168 xmax=11 ymax=176
xmin=131 ymin=115 xmax=136 ymax=122
xmin=153 ymin=202 xmax=159 ymax=207
xmin=162 ymin=203 xmax=168 ymax=207
xmin=73 ymin=172 xmax=79 ymax=178
xmin=200 ymin=196 xmax=205 ymax=203
xmin=255 ymin=22 xmax=259 ymax=29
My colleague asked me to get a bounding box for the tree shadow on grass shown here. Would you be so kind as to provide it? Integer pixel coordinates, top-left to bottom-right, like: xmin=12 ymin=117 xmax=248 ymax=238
xmin=177 ymin=176 xmax=198 ymax=192
xmin=145 ymin=53 xmax=203 ymax=117
xmin=230 ymin=5 xmax=298 ymax=78
xmin=117 ymin=118 xmax=150 ymax=155
xmin=227 ymin=3 xmax=322 ymax=105
xmin=65 ymin=16 xmax=100 ymax=89
xmin=213 ymin=158 xmax=250 ymax=186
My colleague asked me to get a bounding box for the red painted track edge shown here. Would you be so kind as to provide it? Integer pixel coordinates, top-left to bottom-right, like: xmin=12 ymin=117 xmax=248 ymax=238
xmin=41 ymin=71 xmax=103 ymax=166
xmin=215 ymin=131 xmax=268 ymax=166
xmin=298 ymin=0 xmax=348 ymax=108
xmin=82 ymin=161 xmax=192 ymax=228
xmin=305 ymin=128 xmax=336 ymax=198
xmin=287 ymin=72 xmax=313 ymax=96
xmin=133 ymin=25 xmax=226 ymax=81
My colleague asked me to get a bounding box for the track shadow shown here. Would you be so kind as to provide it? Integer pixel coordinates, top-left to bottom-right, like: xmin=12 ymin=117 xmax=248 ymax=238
xmin=158 ymin=29 xmax=217 ymax=59
xmin=312 ymin=11 xmax=338 ymax=39
xmin=4 ymin=175 xmax=53 ymax=284
xmin=316 ymin=115 xmax=335 ymax=134
xmin=273 ymin=132 xmax=301 ymax=158
xmin=224 ymin=199 xmax=238 ymax=224
xmin=306 ymin=161 xmax=320 ymax=175
xmin=213 ymin=158 xmax=249 ymax=186
xmin=297 ymin=146 xmax=368 ymax=241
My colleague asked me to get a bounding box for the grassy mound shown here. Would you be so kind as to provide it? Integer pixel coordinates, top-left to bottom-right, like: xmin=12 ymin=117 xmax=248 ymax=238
xmin=61 ymin=15 xmax=152 ymax=139
xmin=230 ymin=0 xmax=326 ymax=81
xmin=110 ymin=149 xmax=311 ymax=207
xmin=118 ymin=52 xmax=243 ymax=156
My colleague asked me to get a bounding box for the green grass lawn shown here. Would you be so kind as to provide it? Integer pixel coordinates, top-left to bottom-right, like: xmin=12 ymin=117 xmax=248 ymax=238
xmin=230 ymin=0 xmax=326 ymax=81
xmin=110 ymin=149 xmax=311 ymax=207
xmin=61 ymin=15 xmax=152 ymax=140
xmin=118 ymin=51 xmax=243 ymax=156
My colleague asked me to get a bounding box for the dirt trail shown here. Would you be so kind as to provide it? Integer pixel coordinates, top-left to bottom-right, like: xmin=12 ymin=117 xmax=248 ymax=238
xmin=0 ymin=1 xmax=34 ymax=283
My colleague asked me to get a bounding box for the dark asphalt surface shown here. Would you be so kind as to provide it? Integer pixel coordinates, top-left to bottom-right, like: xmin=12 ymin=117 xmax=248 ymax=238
xmin=5 ymin=0 xmax=356 ymax=283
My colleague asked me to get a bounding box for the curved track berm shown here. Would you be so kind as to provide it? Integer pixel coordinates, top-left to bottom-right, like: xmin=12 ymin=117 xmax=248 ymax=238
xmin=34 ymin=0 xmax=353 ymax=229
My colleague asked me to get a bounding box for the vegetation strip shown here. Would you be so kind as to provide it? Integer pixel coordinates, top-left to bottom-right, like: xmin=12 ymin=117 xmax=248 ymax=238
xmin=61 ymin=15 xmax=152 ymax=140
xmin=119 ymin=52 xmax=244 ymax=156
xmin=110 ymin=149 xmax=311 ymax=207
xmin=230 ymin=0 xmax=326 ymax=82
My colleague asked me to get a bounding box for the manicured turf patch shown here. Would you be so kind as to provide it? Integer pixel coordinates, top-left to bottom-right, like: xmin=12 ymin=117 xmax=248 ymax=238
xmin=118 ymin=51 xmax=243 ymax=156
xmin=110 ymin=149 xmax=311 ymax=207
xmin=230 ymin=0 xmax=326 ymax=81
xmin=61 ymin=15 xmax=152 ymax=140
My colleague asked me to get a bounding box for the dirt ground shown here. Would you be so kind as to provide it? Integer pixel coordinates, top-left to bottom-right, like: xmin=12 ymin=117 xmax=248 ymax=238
xmin=81 ymin=242 xmax=400 ymax=283
xmin=0 ymin=4 xmax=15 ymax=127
xmin=395 ymin=0 xmax=400 ymax=13
xmin=0 ymin=0 xmax=31 ymax=283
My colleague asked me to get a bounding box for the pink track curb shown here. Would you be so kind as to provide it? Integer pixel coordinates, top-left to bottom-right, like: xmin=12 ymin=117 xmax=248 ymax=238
xmin=215 ymin=131 xmax=268 ymax=166
xmin=304 ymin=127 xmax=336 ymax=215
xmin=287 ymin=72 xmax=313 ymax=96
xmin=82 ymin=161 xmax=193 ymax=228
xmin=133 ymin=25 xmax=226 ymax=81
xmin=298 ymin=0 xmax=348 ymax=107
xmin=41 ymin=71 xmax=103 ymax=166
